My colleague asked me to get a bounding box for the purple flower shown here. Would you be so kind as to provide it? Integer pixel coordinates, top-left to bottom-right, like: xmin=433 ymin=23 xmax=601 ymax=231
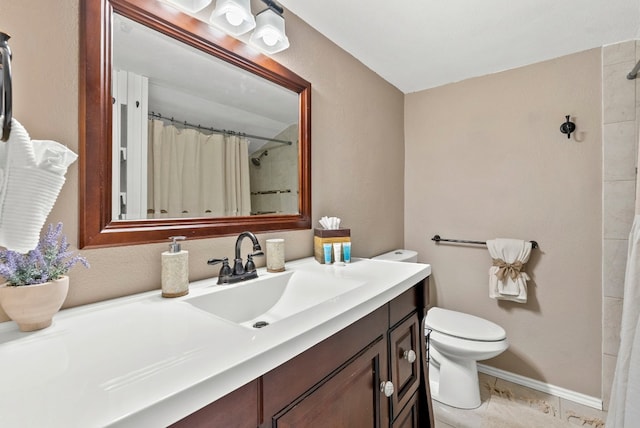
xmin=0 ymin=223 xmax=89 ymax=286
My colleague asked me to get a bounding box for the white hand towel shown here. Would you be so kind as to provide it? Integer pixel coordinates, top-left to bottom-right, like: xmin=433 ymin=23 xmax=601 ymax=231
xmin=487 ymin=238 xmax=531 ymax=303
xmin=0 ymin=119 xmax=77 ymax=253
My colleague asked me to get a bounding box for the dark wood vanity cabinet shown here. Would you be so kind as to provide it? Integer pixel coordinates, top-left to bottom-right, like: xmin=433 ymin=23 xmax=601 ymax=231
xmin=263 ymin=305 xmax=390 ymax=428
xmin=270 ymin=337 xmax=389 ymax=427
xmin=171 ymin=280 xmax=432 ymax=428
xmin=171 ymin=380 xmax=260 ymax=428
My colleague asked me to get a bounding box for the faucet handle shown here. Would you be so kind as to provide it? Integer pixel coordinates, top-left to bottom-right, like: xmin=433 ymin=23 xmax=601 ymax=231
xmin=208 ymin=257 xmax=233 ymax=284
xmin=245 ymin=254 xmax=257 ymax=273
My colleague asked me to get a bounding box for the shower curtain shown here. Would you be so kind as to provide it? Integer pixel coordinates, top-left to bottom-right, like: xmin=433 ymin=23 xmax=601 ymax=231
xmin=607 ymin=217 xmax=640 ymax=427
xmin=147 ymin=119 xmax=251 ymax=218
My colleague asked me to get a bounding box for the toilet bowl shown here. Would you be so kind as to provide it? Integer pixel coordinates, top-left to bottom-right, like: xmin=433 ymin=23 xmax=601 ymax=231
xmin=426 ymin=307 xmax=508 ymax=409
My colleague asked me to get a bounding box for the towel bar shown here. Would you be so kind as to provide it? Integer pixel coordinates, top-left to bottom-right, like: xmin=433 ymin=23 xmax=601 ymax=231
xmin=431 ymin=235 xmax=538 ymax=249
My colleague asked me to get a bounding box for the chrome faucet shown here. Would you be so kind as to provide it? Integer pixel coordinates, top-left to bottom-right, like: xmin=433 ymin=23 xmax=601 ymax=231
xmin=208 ymin=231 xmax=264 ymax=284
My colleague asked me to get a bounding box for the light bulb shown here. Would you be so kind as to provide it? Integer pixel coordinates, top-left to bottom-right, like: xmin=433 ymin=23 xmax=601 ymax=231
xmin=225 ymin=10 xmax=243 ymax=26
xmin=262 ymin=31 xmax=279 ymax=47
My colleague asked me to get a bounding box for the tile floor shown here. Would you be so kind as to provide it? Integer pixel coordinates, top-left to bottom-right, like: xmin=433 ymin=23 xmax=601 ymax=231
xmin=433 ymin=374 xmax=607 ymax=428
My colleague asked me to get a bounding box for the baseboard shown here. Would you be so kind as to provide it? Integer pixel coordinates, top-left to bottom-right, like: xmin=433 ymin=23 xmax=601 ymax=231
xmin=477 ymin=364 xmax=603 ymax=410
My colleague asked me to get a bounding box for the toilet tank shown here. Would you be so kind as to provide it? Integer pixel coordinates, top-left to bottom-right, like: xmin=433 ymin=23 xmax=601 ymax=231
xmin=372 ymin=249 xmax=418 ymax=263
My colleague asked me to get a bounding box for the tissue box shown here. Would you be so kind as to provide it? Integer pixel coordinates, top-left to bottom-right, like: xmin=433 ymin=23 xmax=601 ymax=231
xmin=314 ymin=228 xmax=351 ymax=264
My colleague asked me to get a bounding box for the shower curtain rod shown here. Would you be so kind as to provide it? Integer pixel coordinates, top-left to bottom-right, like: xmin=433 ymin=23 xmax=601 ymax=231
xmin=148 ymin=112 xmax=293 ymax=146
xmin=627 ymin=60 xmax=640 ymax=80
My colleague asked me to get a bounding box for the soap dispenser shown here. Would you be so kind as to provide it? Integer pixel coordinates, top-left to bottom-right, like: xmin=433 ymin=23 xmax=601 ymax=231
xmin=161 ymin=236 xmax=189 ymax=298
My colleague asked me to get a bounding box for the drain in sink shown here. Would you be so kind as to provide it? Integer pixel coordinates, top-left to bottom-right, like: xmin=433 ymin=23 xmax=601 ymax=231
xmin=253 ymin=321 xmax=269 ymax=328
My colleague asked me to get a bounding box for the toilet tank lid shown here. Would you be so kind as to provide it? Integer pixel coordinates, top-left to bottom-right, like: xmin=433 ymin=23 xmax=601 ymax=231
xmin=372 ymin=249 xmax=418 ymax=262
xmin=426 ymin=307 xmax=506 ymax=341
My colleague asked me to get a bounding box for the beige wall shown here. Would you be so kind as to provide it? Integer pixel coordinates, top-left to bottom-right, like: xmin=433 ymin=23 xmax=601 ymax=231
xmin=404 ymin=49 xmax=603 ymax=397
xmin=0 ymin=0 xmax=405 ymax=318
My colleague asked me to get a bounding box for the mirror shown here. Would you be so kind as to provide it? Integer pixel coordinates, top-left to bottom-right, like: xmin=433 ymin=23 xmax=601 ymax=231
xmin=112 ymin=13 xmax=300 ymax=220
xmin=79 ymin=0 xmax=311 ymax=248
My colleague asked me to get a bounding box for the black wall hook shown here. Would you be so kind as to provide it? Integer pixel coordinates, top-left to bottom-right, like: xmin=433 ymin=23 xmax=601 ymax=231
xmin=560 ymin=115 xmax=575 ymax=139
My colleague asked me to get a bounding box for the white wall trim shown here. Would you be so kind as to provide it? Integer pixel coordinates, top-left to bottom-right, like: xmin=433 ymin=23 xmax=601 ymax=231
xmin=477 ymin=364 xmax=603 ymax=410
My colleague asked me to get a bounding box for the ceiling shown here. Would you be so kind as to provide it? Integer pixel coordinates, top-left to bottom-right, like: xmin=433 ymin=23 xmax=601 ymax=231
xmin=278 ymin=0 xmax=640 ymax=94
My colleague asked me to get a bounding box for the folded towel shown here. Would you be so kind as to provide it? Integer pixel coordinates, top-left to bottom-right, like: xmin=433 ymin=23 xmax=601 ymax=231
xmin=0 ymin=119 xmax=77 ymax=253
xmin=487 ymin=238 xmax=531 ymax=303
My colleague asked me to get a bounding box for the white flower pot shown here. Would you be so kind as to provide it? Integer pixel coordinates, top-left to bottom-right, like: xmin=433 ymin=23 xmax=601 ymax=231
xmin=0 ymin=276 xmax=69 ymax=332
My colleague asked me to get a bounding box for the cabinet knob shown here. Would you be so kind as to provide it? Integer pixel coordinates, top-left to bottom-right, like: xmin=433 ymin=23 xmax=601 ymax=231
xmin=403 ymin=349 xmax=417 ymax=364
xmin=380 ymin=381 xmax=395 ymax=397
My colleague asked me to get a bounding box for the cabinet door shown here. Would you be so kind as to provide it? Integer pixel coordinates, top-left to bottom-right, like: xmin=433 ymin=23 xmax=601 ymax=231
xmin=169 ymin=380 xmax=258 ymax=428
xmin=272 ymin=338 xmax=389 ymax=428
xmin=389 ymin=313 xmax=421 ymax=419
xmin=392 ymin=392 xmax=420 ymax=428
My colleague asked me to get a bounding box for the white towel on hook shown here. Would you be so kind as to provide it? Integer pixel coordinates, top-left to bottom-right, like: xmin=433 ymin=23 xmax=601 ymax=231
xmin=0 ymin=118 xmax=77 ymax=253
xmin=487 ymin=238 xmax=532 ymax=303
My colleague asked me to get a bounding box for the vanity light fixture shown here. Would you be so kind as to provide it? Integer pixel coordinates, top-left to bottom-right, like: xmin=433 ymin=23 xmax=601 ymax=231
xmin=164 ymin=0 xmax=290 ymax=53
xmin=164 ymin=0 xmax=213 ymax=13
xmin=249 ymin=4 xmax=290 ymax=54
xmin=210 ymin=0 xmax=256 ymax=36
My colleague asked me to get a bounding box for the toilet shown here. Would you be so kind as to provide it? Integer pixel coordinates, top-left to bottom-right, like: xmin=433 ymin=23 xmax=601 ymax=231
xmin=426 ymin=307 xmax=508 ymax=409
xmin=372 ymin=249 xmax=509 ymax=410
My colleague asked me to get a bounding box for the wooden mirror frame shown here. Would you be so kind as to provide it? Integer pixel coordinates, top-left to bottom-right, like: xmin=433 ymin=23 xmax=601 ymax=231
xmin=79 ymin=0 xmax=311 ymax=248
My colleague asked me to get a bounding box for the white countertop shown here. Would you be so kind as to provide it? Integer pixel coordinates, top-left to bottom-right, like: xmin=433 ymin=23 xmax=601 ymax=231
xmin=0 ymin=257 xmax=430 ymax=427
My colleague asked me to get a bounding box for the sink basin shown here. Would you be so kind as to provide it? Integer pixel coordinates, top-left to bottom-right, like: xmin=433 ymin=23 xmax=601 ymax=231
xmin=185 ymin=270 xmax=365 ymax=328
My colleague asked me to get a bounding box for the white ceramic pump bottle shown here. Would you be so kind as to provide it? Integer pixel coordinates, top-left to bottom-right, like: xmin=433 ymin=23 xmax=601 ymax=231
xmin=161 ymin=236 xmax=189 ymax=298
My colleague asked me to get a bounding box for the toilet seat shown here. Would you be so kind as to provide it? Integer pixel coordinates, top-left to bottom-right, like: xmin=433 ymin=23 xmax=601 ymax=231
xmin=428 ymin=330 xmax=508 ymax=361
xmin=426 ymin=307 xmax=506 ymax=341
